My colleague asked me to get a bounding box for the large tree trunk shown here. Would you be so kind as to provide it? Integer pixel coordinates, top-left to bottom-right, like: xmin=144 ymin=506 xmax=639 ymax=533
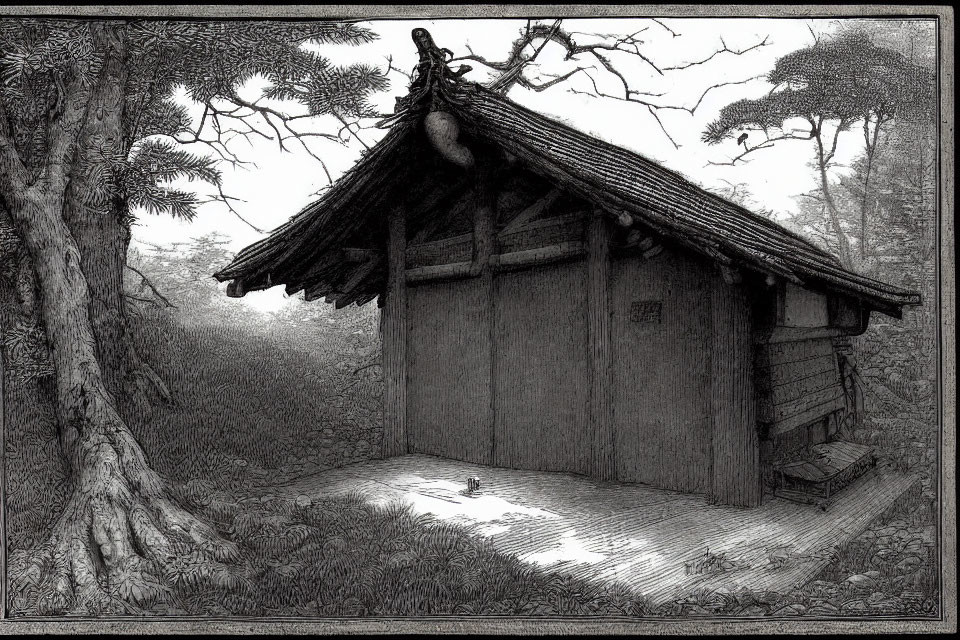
xmin=2 ymin=26 xmax=233 ymax=615
xmin=65 ymin=182 xmax=171 ymax=415
xmin=63 ymin=27 xmax=169 ymax=412
xmin=63 ymin=199 xmax=133 ymax=394
xmin=5 ymin=189 xmax=238 ymax=615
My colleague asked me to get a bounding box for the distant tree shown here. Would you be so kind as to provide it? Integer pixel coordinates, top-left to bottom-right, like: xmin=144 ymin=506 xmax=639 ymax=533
xmin=703 ymin=30 xmax=934 ymax=267
xmin=837 ymin=120 xmax=937 ymax=270
xmin=0 ymin=19 xmax=385 ymax=615
xmin=129 ymin=234 xmax=237 ymax=314
xmin=764 ymin=27 xmax=939 ymax=433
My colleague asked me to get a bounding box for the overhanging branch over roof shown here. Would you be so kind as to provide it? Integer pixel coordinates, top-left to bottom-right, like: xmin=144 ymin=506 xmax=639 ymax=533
xmin=214 ymin=30 xmax=921 ymax=319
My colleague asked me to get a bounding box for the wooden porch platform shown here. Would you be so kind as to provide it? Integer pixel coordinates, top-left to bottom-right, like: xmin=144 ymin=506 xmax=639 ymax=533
xmin=272 ymin=454 xmax=920 ymax=606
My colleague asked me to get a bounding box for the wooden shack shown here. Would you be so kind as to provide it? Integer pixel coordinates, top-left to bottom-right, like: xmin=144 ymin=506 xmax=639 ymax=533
xmin=215 ymin=30 xmax=921 ymax=507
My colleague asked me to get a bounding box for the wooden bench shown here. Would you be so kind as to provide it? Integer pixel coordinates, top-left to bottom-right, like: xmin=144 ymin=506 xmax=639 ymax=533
xmin=773 ymin=440 xmax=877 ymax=510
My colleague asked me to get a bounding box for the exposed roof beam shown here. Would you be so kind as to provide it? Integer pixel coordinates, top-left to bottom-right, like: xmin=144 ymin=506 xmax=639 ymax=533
xmin=342 ymin=247 xmax=382 ymax=262
xmin=226 ymin=279 xmax=246 ymax=298
xmin=339 ymin=256 xmax=382 ymax=296
xmin=498 ymin=187 xmax=563 ymax=236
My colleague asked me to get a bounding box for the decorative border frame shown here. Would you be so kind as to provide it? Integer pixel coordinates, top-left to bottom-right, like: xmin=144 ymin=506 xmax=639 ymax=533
xmin=0 ymin=4 xmax=953 ymax=635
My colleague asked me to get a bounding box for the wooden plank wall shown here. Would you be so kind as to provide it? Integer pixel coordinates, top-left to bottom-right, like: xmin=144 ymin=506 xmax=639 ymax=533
xmin=781 ymin=282 xmax=830 ymax=327
xmin=610 ymin=251 xmax=713 ymax=494
xmin=406 ymin=278 xmax=493 ymax=464
xmin=710 ymin=271 xmax=761 ymax=506
xmin=494 ymin=261 xmax=590 ymax=474
xmin=498 ymin=214 xmax=585 ymax=255
xmin=754 ymin=337 xmax=844 ymax=437
xmin=382 ymin=208 xmax=407 ymax=458
xmin=587 ymin=212 xmax=615 ymax=481
xmin=406 ymin=234 xmax=474 ymax=267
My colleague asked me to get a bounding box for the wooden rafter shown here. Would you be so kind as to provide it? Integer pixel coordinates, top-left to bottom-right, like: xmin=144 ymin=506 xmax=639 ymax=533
xmin=498 ymin=187 xmax=563 ymax=236
xmin=342 ymin=247 xmax=381 ymax=262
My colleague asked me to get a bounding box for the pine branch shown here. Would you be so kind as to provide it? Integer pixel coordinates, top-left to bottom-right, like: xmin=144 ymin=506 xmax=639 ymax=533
xmin=705 ymin=130 xmax=812 ymax=166
xmin=130 ymin=139 xmax=221 ymax=185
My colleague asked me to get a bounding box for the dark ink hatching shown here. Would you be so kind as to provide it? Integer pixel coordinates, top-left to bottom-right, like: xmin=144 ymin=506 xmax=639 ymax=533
xmin=0 ymin=12 xmax=946 ymax=631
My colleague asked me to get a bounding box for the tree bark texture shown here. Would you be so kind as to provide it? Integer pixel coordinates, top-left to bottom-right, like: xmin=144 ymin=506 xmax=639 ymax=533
xmin=6 ymin=185 xmax=238 ymax=614
xmin=1 ymin=26 xmax=232 ymax=615
xmin=63 ymin=29 xmax=167 ymax=409
xmin=814 ymin=133 xmax=854 ymax=268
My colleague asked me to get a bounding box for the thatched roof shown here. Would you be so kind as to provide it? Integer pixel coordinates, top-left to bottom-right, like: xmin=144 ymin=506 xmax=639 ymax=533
xmin=215 ymin=36 xmax=920 ymax=319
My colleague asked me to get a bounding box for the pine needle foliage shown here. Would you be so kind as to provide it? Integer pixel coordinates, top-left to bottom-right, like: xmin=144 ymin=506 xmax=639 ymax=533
xmin=0 ymin=18 xmax=385 ymax=219
xmin=703 ymin=31 xmax=934 ymax=144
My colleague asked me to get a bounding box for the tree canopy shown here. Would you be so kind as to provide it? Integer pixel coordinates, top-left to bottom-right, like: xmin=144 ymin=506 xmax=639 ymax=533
xmin=0 ymin=18 xmax=393 ymax=616
xmin=703 ymin=31 xmax=934 ymax=148
xmin=703 ymin=29 xmax=935 ymax=267
xmin=0 ymin=19 xmax=388 ymax=222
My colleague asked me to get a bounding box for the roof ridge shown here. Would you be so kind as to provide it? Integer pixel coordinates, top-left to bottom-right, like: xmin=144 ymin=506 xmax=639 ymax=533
xmin=215 ymin=54 xmax=921 ymax=317
xmin=464 ymin=83 xmax=839 ymax=264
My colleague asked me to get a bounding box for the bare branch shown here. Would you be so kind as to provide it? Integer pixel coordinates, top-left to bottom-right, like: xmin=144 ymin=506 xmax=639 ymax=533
xmin=645 ymin=105 xmax=680 ymax=150
xmin=196 ymin=183 xmax=266 ymax=233
xmin=284 ymin=131 xmax=334 ymax=186
xmin=593 ymin=49 xmax=635 ymax=96
xmin=168 ymin=132 xmax=255 ymax=171
xmin=661 ymin=35 xmax=771 ymax=71
xmin=567 ymin=27 xmax=649 ymax=40
xmin=824 ymin=118 xmax=848 ymax=166
xmin=705 ymin=130 xmax=813 ymax=166
xmin=331 ymin=110 xmax=370 ymax=150
xmin=520 ymin=67 xmax=589 ymax=92
xmin=681 ymin=74 xmax=765 ymax=115
xmin=488 ymin=19 xmax=563 ymax=93
xmin=124 ymin=264 xmax=177 ymax=308
xmin=570 ymin=69 xmax=665 ymax=109
xmin=450 ymin=46 xmax=513 ymax=72
xmin=528 ymin=19 xmax=563 ymax=62
xmin=384 ymin=54 xmax=412 ymax=80
xmin=564 ymin=33 xmax=665 ymax=76
xmin=571 ymin=69 xmax=765 ymax=118
xmin=651 ymin=18 xmax=680 ymax=38
xmin=167 ymin=91 xmax=349 ymax=192
xmin=213 ymin=96 xmax=344 ymax=171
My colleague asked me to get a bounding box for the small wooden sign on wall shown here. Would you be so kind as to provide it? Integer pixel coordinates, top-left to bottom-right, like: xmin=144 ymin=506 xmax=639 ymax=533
xmin=630 ymin=300 xmax=663 ymax=324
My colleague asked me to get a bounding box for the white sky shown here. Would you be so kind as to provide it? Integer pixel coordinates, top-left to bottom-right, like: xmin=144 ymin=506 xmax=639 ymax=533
xmin=129 ymin=17 xmax=906 ymax=314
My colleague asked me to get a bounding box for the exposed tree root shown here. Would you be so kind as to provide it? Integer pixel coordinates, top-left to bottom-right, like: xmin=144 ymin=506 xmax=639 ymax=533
xmin=7 ymin=411 xmax=240 ymax=616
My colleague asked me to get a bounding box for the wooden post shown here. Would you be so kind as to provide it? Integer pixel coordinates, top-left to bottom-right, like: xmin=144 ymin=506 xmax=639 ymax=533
xmin=588 ymin=210 xmax=615 ymax=481
xmin=473 ymin=159 xmax=497 ymax=463
xmin=382 ymin=207 xmax=408 ymax=458
xmin=711 ymin=274 xmax=761 ymax=506
xmin=1 ymin=342 xmax=5 ymax=619
xmin=471 ymin=164 xmax=496 ymax=276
